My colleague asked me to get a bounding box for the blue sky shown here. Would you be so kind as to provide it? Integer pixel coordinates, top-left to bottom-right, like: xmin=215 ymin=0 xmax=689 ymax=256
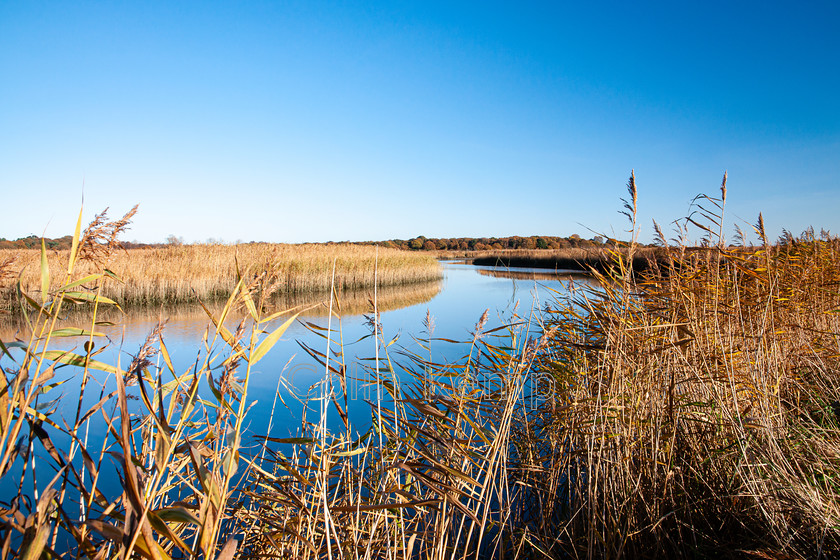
xmin=1 ymin=1 xmax=838 ymax=244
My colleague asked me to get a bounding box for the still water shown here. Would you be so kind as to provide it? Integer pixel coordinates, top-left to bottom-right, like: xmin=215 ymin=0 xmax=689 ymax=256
xmin=1 ymin=263 xmax=597 ymax=433
xmin=0 ymin=261 xmax=599 ymax=514
xmin=0 ymin=263 xmax=595 ymax=498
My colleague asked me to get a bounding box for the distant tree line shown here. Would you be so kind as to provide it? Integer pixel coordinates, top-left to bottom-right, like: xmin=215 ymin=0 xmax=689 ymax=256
xmin=1 ymin=234 xmax=617 ymax=252
xmin=359 ymin=235 xmax=611 ymax=251
xmin=0 ymin=235 xmax=73 ymax=250
xmin=0 ymin=235 xmax=151 ymax=250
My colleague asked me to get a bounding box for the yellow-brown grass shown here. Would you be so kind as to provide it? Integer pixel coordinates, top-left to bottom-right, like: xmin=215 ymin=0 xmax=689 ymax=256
xmin=503 ymin=235 xmax=840 ymax=557
xmin=0 ymin=243 xmax=441 ymax=311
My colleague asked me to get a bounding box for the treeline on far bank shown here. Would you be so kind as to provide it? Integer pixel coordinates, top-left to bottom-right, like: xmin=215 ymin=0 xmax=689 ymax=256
xmin=360 ymin=234 xmax=613 ymax=251
xmin=0 ymin=234 xmax=612 ymax=252
xmin=0 ymin=235 xmax=150 ymax=251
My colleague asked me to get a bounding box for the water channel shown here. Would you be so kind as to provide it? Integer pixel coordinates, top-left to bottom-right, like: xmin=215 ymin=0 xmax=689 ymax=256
xmin=0 ymin=261 xmax=597 ymax=502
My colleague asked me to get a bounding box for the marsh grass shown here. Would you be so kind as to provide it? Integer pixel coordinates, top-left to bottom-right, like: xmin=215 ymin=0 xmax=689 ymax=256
xmin=2 ymin=180 xmax=840 ymax=559
xmin=0 ymin=241 xmax=441 ymax=313
xmin=509 ymin=179 xmax=840 ymax=557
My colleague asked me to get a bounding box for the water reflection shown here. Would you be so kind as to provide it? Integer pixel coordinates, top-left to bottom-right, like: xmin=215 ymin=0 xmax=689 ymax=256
xmin=474 ymin=266 xmax=602 ymax=286
xmin=263 ymin=278 xmax=442 ymax=317
xmin=0 ymin=264 xmax=570 ymax=507
xmin=0 ymin=279 xmax=442 ymax=342
xmin=0 ymin=263 xmax=579 ymax=437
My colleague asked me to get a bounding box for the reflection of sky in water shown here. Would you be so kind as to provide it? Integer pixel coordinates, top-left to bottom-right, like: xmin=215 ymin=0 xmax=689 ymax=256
xmin=0 ymin=264 xmax=590 ymax=467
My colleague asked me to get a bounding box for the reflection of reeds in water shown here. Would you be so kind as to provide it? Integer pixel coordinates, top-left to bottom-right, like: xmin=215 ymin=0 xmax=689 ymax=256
xmin=267 ymin=277 xmax=442 ymax=316
xmin=471 ymin=246 xmax=667 ymax=272
xmin=0 ymin=279 xmax=442 ymax=341
xmin=475 ymin=266 xmax=603 ymax=285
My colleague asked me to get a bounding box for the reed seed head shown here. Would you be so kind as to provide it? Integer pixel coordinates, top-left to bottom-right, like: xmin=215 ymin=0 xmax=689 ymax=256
xmin=721 ymin=170 xmax=728 ymax=206
xmin=78 ymin=204 xmax=139 ymax=264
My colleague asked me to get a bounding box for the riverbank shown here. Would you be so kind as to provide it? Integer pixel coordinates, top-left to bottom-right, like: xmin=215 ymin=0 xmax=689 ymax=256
xmin=454 ymin=246 xmax=667 ymax=272
xmin=0 ymin=242 xmax=441 ymax=313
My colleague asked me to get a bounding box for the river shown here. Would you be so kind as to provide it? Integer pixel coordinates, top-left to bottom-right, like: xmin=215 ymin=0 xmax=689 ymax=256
xmin=0 ymin=261 xmax=595 ymax=501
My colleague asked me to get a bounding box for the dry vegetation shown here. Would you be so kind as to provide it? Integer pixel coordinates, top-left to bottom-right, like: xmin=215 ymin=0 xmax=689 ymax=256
xmin=2 ymin=180 xmax=840 ymax=559
xmin=0 ymin=233 xmax=441 ymax=313
xmin=515 ymin=184 xmax=840 ymax=557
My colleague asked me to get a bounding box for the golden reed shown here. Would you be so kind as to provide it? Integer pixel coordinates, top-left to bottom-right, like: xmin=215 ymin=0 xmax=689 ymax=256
xmin=0 ymin=242 xmax=441 ymax=311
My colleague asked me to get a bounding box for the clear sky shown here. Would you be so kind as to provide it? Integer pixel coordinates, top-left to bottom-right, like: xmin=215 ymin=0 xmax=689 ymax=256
xmin=1 ymin=1 xmax=838 ymax=244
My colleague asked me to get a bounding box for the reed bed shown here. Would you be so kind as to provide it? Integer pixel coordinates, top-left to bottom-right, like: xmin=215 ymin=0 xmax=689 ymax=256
xmin=0 ymin=241 xmax=441 ymax=312
xmin=2 ymin=183 xmax=840 ymax=559
xmin=506 ymin=186 xmax=840 ymax=557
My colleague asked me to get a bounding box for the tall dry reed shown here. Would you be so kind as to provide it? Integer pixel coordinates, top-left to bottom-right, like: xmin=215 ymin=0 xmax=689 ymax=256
xmin=508 ymin=176 xmax=840 ymax=557
xmin=0 ymin=241 xmax=441 ymax=312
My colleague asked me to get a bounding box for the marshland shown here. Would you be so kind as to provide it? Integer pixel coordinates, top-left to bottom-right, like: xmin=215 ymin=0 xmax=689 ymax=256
xmin=4 ymin=1 xmax=838 ymax=558
xmin=2 ymin=179 xmax=840 ymax=559
xmin=0 ymin=232 xmax=441 ymax=312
